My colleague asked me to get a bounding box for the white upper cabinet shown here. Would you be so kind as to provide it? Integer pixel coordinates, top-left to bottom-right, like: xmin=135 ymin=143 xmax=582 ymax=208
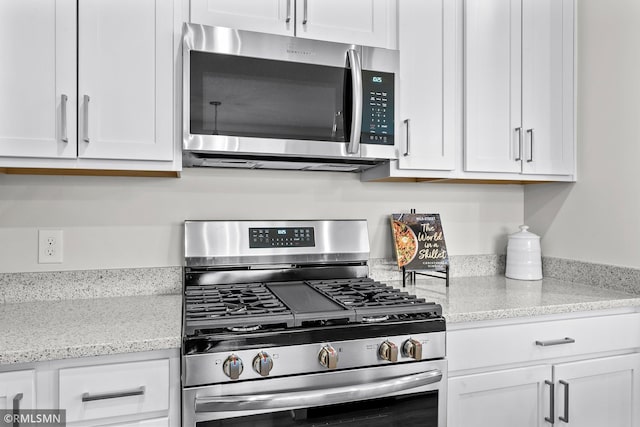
xmin=190 ymin=0 xmax=294 ymax=37
xmin=464 ymin=0 xmax=574 ymax=176
xmin=396 ymin=0 xmax=456 ymax=171
xmin=189 ymin=0 xmax=396 ymax=48
xmin=520 ymin=0 xmax=574 ymax=175
xmin=464 ymin=0 xmax=522 ymax=173
xmin=0 ymin=0 xmax=76 ymax=159
xmin=0 ymin=0 xmax=179 ymax=172
xmin=295 ymin=0 xmax=394 ymax=48
xmin=78 ymin=0 xmax=174 ymax=161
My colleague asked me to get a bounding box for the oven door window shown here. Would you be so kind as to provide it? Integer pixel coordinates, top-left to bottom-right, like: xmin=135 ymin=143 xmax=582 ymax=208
xmin=197 ymin=391 xmax=438 ymax=427
xmin=190 ymin=51 xmax=350 ymax=142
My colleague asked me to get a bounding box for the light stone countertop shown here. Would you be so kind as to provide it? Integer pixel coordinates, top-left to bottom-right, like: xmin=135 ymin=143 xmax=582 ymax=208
xmin=3 ymin=274 xmax=640 ymax=365
xmin=389 ymin=275 xmax=640 ymax=323
xmin=0 ymin=294 xmax=182 ymax=365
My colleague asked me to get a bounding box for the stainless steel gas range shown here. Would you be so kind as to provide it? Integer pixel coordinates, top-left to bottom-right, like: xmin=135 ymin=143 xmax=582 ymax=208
xmin=181 ymin=220 xmax=447 ymax=427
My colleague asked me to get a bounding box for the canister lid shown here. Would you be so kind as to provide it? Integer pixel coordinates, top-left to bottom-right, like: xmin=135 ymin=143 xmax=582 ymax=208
xmin=509 ymin=225 xmax=540 ymax=240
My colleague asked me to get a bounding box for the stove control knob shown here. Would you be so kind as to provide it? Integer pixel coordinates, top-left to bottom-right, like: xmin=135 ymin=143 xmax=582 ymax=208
xmin=318 ymin=345 xmax=339 ymax=369
xmin=402 ymin=338 xmax=423 ymax=360
xmin=379 ymin=340 xmax=398 ymax=362
xmin=223 ymin=354 xmax=244 ymax=380
xmin=252 ymin=351 xmax=274 ymax=377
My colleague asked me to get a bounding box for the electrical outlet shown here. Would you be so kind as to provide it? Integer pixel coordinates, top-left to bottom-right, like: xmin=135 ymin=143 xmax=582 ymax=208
xmin=38 ymin=229 xmax=63 ymax=263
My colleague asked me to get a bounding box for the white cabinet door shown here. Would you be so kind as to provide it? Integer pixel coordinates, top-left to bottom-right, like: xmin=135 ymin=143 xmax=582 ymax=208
xmin=295 ymin=0 xmax=393 ymax=48
xmin=464 ymin=0 xmax=522 ymax=173
xmin=0 ymin=0 xmax=76 ymax=159
xmin=464 ymin=0 xmax=574 ymax=176
xmin=0 ymin=370 xmax=36 ymax=410
xmin=190 ymin=0 xmax=293 ymax=36
xmin=521 ymin=0 xmax=574 ymax=175
xmin=397 ymin=0 xmax=455 ymax=171
xmin=78 ymin=0 xmax=174 ymax=161
xmin=448 ymin=365 xmax=550 ymax=427
xmin=553 ymin=353 xmax=640 ymax=427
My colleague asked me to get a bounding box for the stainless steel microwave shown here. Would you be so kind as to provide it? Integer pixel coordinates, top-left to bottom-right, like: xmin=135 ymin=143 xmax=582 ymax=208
xmin=182 ymin=23 xmax=399 ymax=172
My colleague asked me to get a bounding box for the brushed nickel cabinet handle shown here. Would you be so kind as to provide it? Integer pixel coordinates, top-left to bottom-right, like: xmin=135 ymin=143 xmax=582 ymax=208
xmin=545 ymin=380 xmax=554 ymax=424
xmin=13 ymin=392 xmax=23 ymax=427
xmin=285 ymin=0 xmax=291 ymax=23
xmin=514 ymin=127 xmax=522 ymax=161
xmin=404 ymin=119 xmax=411 ymax=157
xmin=559 ymin=380 xmax=569 ymax=423
xmin=527 ymin=128 xmax=534 ymax=162
xmin=61 ymin=94 xmax=69 ymax=143
xmin=302 ymin=0 xmax=308 ymax=25
xmin=535 ymin=337 xmax=575 ymax=347
xmin=83 ymin=95 xmax=90 ymax=143
xmin=82 ymin=386 xmax=145 ymax=402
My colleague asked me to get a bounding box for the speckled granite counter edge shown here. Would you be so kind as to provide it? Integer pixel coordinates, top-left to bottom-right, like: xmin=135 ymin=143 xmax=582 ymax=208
xmin=0 ymin=337 xmax=183 ymax=365
xmin=446 ymin=298 xmax=640 ymax=323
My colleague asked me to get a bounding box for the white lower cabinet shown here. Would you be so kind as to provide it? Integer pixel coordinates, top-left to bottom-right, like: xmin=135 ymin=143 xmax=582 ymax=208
xmin=448 ymin=311 xmax=640 ymax=427
xmin=449 ymin=365 xmax=549 ymax=427
xmin=59 ymin=359 xmax=170 ymax=424
xmin=553 ymin=354 xmax=640 ymax=427
xmin=0 ymin=349 xmax=179 ymax=427
xmin=0 ymin=370 xmax=36 ymax=411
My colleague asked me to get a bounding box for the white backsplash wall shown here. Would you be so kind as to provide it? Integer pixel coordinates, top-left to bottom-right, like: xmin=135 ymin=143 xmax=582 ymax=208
xmin=524 ymin=0 xmax=640 ymax=269
xmin=0 ymin=168 xmax=523 ymax=273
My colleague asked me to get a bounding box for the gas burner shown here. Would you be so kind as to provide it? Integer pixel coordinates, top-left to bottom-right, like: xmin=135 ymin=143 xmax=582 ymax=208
xmin=185 ymin=283 xmax=291 ymax=320
xmin=308 ymin=278 xmax=432 ymax=309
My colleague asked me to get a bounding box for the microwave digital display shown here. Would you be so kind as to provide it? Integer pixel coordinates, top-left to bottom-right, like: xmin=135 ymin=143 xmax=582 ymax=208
xmin=361 ymin=70 xmax=394 ymax=146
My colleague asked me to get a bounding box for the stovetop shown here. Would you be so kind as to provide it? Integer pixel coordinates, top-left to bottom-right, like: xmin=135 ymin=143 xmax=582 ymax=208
xmin=184 ymin=276 xmax=443 ymax=337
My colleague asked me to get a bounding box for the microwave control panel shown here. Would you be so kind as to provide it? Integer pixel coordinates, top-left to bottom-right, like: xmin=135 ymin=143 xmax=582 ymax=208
xmin=249 ymin=227 xmax=316 ymax=248
xmin=361 ymin=70 xmax=394 ymax=146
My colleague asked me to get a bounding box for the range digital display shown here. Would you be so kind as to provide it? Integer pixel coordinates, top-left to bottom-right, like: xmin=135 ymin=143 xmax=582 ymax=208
xmin=249 ymin=227 xmax=315 ymax=248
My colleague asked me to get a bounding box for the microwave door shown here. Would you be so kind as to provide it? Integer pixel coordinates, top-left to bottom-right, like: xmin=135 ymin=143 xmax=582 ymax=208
xmin=186 ymin=49 xmax=356 ymax=160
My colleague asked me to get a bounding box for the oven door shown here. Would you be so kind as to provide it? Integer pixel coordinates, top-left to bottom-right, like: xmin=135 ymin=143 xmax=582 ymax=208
xmin=183 ymin=359 xmax=446 ymax=427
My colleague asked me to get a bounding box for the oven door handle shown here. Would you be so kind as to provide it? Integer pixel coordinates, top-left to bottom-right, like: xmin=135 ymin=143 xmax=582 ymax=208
xmin=195 ymin=369 xmax=443 ymax=412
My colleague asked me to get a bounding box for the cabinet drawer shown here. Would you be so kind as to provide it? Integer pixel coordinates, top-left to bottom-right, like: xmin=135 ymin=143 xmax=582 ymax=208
xmin=448 ymin=313 xmax=640 ymax=372
xmin=59 ymin=359 xmax=169 ymax=423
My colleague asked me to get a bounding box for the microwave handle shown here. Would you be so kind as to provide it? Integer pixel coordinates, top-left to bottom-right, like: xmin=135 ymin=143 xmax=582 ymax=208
xmin=347 ymin=48 xmax=362 ymax=155
xmin=195 ymin=369 xmax=442 ymax=413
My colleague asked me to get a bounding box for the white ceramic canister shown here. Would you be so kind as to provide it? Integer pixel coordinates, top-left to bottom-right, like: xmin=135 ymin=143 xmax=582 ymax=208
xmin=505 ymin=225 xmax=542 ymax=280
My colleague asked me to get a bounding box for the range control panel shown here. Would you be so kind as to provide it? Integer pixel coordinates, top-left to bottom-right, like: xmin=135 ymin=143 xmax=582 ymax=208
xmin=361 ymin=70 xmax=394 ymax=146
xmin=249 ymin=227 xmax=316 ymax=248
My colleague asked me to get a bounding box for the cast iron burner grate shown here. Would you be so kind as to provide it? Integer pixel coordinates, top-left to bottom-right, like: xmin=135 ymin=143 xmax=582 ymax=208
xmin=184 ymin=282 xmax=295 ymax=334
xmin=308 ymin=278 xmax=430 ymax=307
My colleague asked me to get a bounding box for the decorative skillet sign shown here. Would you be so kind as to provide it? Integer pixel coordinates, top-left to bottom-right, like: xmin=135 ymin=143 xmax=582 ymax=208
xmin=391 ymin=213 xmax=449 ymax=271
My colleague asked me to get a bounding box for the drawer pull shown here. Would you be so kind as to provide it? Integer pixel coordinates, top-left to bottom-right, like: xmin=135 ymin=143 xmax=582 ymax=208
xmin=82 ymin=386 xmax=145 ymax=402
xmin=535 ymin=337 xmax=575 ymax=347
